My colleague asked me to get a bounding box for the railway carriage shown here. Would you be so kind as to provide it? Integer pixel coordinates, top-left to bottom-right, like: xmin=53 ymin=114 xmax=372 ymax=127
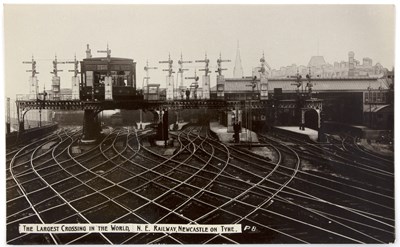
xmin=80 ymin=56 xmax=143 ymax=101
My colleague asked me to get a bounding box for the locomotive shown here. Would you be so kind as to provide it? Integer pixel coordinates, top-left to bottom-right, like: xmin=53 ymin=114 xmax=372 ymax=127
xmin=80 ymin=55 xmax=143 ymax=101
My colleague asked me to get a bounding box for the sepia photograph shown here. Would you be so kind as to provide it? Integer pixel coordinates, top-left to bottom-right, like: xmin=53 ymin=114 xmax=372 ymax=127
xmin=3 ymin=3 xmax=395 ymax=244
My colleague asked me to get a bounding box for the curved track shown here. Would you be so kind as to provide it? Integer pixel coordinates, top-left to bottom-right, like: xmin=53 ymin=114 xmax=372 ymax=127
xmin=6 ymin=126 xmax=395 ymax=244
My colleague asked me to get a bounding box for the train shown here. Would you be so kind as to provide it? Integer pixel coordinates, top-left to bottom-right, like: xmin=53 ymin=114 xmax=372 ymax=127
xmin=80 ymin=56 xmax=144 ymax=101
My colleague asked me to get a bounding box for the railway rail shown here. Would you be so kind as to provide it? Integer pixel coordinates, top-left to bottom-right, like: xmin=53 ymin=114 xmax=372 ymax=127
xmin=6 ymin=126 xmax=394 ymax=244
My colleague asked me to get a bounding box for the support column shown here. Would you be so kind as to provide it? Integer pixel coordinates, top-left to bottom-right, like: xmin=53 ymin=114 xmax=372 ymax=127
xmin=216 ymin=75 xmax=225 ymax=99
xmin=300 ymin=109 xmax=305 ymax=130
xmin=17 ymin=107 xmax=25 ymax=132
xmin=29 ymin=76 xmax=39 ymax=100
xmin=227 ymin=111 xmax=234 ymax=133
xmin=202 ymin=75 xmax=210 ymax=99
xmin=82 ymin=109 xmax=101 ymax=143
xmin=6 ymin=98 xmax=10 ymax=134
xmin=179 ymin=86 xmax=186 ymax=100
xmin=6 ymin=123 xmax=11 ymax=134
xmin=315 ymin=109 xmax=321 ymax=129
xmin=105 ymin=76 xmax=113 ymax=100
xmin=260 ymin=75 xmax=268 ymax=100
xmin=139 ymin=109 xmax=143 ymax=130
xmin=166 ymin=76 xmax=174 ymax=100
xmin=52 ymin=76 xmax=60 ymax=100
xmin=156 ymin=109 xmax=169 ymax=146
xmin=71 ymin=76 xmax=80 ymax=100
xmin=19 ymin=121 xmax=25 ymax=132
xmin=318 ymin=110 xmax=326 ymax=142
xmin=162 ymin=110 xmax=169 ymax=143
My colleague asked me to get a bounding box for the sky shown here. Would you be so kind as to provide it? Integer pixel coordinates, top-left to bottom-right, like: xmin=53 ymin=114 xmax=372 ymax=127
xmin=3 ymin=4 xmax=396 ymax=99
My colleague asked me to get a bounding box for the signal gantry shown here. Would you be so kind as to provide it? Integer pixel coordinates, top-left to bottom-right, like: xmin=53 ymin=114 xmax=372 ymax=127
xmin=216 ymin=53 xmax=231 ymax=76
xmin=144 ymin=60 xmax=158 ymax=89
xmin=159 ymin=53 xmax=175 ymax=77
xmin=195 ymin=53 xmax=211 ymax=76
xmin=22 ymin=56 xmax=39 ymax=77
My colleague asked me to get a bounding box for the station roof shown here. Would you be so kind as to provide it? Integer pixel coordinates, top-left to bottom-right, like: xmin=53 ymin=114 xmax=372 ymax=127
xmin=211 ymin=77 xmax=389 ymax=93
xmin=268 ymin=78 xmax=389 ymax=92
xmin=82 ymin=57 xmax=134 ymax=63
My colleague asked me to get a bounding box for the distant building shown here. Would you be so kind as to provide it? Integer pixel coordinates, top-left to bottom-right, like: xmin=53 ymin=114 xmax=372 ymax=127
xmin=270 ymin=51 xmax=387 ymax=79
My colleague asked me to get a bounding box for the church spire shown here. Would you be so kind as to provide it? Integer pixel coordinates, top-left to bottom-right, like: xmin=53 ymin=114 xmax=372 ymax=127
xmin=233 ymin=41 xmax=244 ymax=78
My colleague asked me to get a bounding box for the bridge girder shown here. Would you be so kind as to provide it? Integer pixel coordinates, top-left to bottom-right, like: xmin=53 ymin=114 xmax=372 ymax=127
xmin=16 ymin=99 xmax=273 ymax=113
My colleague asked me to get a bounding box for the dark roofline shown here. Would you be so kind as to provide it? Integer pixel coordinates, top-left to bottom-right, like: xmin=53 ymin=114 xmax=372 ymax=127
xmin=223 ymin=76 xmax=382 ymax=82
xmin=269 ymin=77 xmax=382 ymax=81
xmin=82 ymin=57 xmax=134 ymax=62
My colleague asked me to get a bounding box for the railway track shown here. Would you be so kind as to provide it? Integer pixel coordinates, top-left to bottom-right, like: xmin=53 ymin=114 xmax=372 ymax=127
xmin=6 ymin=126 xmax=395 ymax=244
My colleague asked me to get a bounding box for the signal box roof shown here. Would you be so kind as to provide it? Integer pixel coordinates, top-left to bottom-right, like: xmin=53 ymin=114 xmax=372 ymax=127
xmin=82 ymin=57 xmax=134 ymax=63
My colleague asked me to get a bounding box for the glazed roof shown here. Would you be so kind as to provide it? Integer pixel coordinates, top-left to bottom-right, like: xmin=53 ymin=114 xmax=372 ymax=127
xmin=211 ymin=78 xmax=389 ymax=92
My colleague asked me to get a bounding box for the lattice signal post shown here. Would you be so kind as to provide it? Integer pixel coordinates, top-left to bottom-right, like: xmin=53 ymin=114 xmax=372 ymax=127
xmin=66 ymin=55 xmax=80 ymax=100
xmin=289 ymin=68 xmax=321 ymax=131
xmin=51 ymin=55 xmax=66 ymax=100
xmin=216 ymin=53 xmax=231 ymax=99
xmin=185 ymin=70 xmax=200 ymax=100
xmin=259 ymin=52 xmax=271 ymax=100
xmin=195 ymin=53 xmax=211 ymax=99
xmin=177 ymin=53 xmax=192 ymax=99
xmin=22 ymin=56 xmax=39 ymax=100
xmin=159 ymin=54 xmax=175 ymax=100
xmin=144 ymin=60 xmax=158 ymax=89
xmin=97 ymin=44 xmax=113 ymax=100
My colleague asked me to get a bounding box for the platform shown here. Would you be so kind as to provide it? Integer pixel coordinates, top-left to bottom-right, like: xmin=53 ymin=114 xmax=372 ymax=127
xmin=274 ymin=126 xmax=318 ymax=142
xmin=210 ymin=121 xmax=259 ymax=143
